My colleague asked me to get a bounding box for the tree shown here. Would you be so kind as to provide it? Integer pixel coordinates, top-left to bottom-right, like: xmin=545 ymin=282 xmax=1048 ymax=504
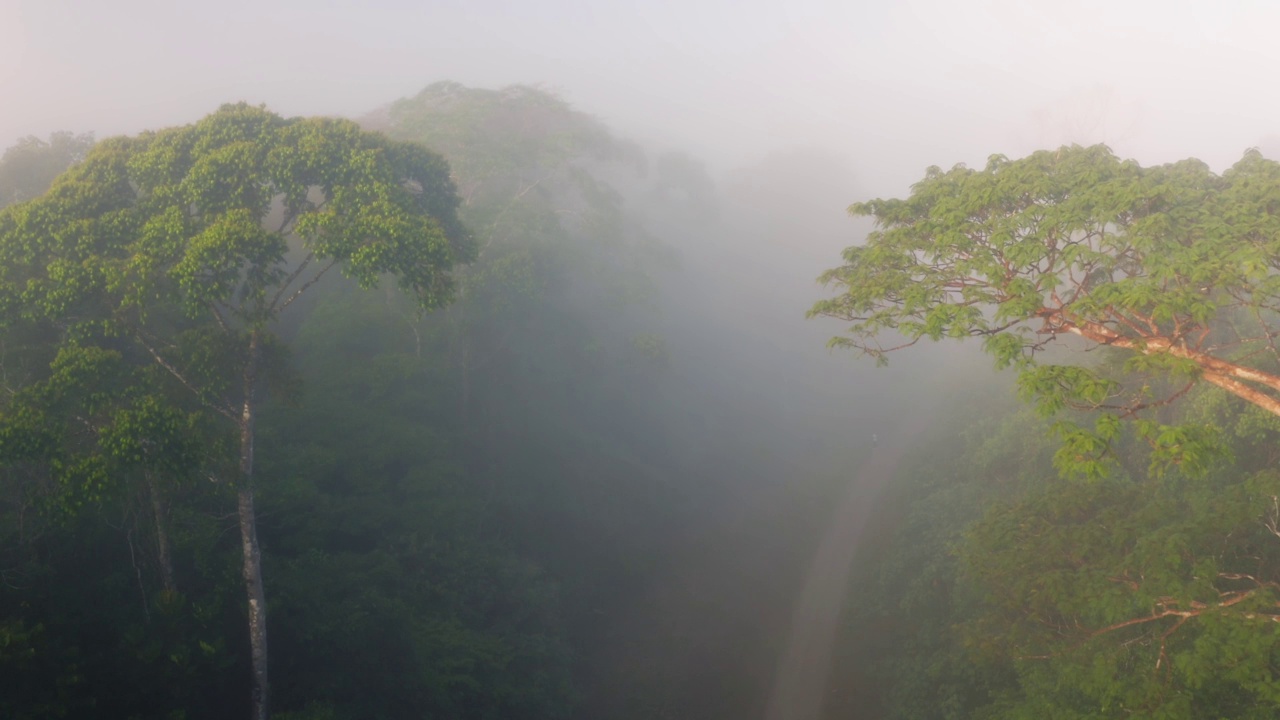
xmin=811 ymin=144 xmax=1280 ymax=474
xmin=383 ymin=83 xmax=671 ymax=432
xmin=0 ymin=131 xmax=95 ymax=208
xmin=956 ymin=383 xmax=1280 ymax=718
xmin=0 ymin=103 xmax=473 ymax=720
xmin=826 ymin=374 xmax=1280 ymax=719
xmin=380 ymin=85 xmax=812 ymax=720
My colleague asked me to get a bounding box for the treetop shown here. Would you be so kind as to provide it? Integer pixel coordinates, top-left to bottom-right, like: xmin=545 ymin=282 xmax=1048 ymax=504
xmin=0 ymin=103 xmax=474 ymax=333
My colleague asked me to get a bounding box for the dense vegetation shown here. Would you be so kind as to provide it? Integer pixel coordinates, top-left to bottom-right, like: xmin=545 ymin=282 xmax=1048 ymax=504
xmin=821 ymin=151 xmax=1280 ymax=719
xmin=0 ymin=85 xmax=878 ymax=720
xmin=829 ymin=378 xmax=1280 ymax=719
xmin=6 ymin=83 xmax=1280 ymax=720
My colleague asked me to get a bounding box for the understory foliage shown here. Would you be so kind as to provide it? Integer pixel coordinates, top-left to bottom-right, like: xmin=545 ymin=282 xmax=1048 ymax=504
xmin=832 ymin=377 xmax=1280 ymax=719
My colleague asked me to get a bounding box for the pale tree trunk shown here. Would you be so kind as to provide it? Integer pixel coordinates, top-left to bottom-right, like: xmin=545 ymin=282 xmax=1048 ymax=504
xmin=238 ymin=331 xmax=270 ymax=720
xmin=145 ymin=470 xmax=177 ymax=596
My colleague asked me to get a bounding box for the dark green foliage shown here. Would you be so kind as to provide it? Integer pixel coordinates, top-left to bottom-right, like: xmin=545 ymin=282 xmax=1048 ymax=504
xmin=0 ymin=84 xmax=754 ymax=720
xmin=828 ymin=385 xmax=1041 ymax=719
xmin=0 ymin=104 xmax=480 ymax=719
xmin=0 ymin=84 xmax=879 ymax=720
xmin=964 ymin=469 xmax=1280 ymax=718
xmin=0 ymin=459 xmax=243 ymax=719
xmin=258 ymin=283 xmax=576 ymax=719
xmin=833 ymin=371 xmax=1280 ymax=719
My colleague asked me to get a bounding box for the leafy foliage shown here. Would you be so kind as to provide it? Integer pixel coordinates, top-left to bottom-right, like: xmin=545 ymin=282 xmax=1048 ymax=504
xmin=833 ymin=372 xmax=1280 ymax=719
xmin=0 ymin=103 xmax=472 ymax=339
xmin=0 ymin=85 xmax=877 ymax=720
xmin=812 ymin=145 xmax=1280 ymax=475
xmin=0 ymin=103 xmax=476 ymax=720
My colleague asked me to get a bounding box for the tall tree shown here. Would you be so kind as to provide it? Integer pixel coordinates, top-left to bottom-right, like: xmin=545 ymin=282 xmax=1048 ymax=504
xmin=378 ymin=82 xmax=660 ymax=448
xmin=378 ymin=84 xmax=801 ymax=720
xmin=812 ymin=145 xmax=1280 ymax=474
xmin=0 ymin=103 xmax=473 ymax=720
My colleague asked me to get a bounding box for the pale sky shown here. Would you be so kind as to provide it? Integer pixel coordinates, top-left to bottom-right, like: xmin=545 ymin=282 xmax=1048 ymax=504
xmin=2 ymin=0 xmax=1279 ymax=196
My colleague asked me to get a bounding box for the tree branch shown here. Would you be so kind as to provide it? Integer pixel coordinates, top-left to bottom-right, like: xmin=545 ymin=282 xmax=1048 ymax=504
xmin=1016 ymin=587 xmax=1277 ymax=662
xmin=278 ymin=259 xmax=339 ymax=312
xmin=208 ymin=301 xmax=232 ymax=335
xmin=1201 ymin=371 xmax=1280 ymax=417
xmin=135 ymin=335 xmax=237 ymax=420
xmin=268 ymin=252 xmax=314 ymax=312
xmin=1051 ymin=309 xmax=1280 ymax=400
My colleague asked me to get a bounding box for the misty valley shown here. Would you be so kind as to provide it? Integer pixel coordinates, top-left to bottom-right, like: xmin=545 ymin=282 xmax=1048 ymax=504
xmin=4 ymin=81 xmax=1280 ymax=720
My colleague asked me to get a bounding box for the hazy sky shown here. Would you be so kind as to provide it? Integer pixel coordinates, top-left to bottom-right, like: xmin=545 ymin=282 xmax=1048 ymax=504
xmin=3 ymin=0 xmax=1279 ymax=196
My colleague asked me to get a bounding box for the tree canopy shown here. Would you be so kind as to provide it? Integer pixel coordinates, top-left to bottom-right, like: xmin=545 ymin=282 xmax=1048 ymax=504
xmin=0 ymin=103 xmax=470 ymax=336
xmin=812 ymin=144 xmax=1280 ymax=474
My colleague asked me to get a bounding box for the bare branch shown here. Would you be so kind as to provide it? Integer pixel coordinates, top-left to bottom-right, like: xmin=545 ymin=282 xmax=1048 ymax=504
xmin=135 ymin=334 xmax=237 ymax=421
xmin=267 ymin=252 xmax=315 ymax=313
xmin=1016 ymin=588 xmax=1277 ymax=662
xmin=208 ymin=301 xmax=232 ymax=335
xmin=278 ymin=259 xmax=339 ymax=312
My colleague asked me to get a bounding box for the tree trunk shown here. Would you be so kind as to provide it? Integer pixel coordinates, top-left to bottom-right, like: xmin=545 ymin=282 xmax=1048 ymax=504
xmin=146 ymin=471 xmax=177 ymax=596
xmin=238 ymin=331 xmax=270 ymax=720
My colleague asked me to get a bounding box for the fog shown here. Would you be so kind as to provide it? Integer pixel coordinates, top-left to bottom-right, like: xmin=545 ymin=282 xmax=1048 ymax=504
xmin=5 ymin=1 xmax=1280 ymax=718
xmin=7 ymin=0 xmax=1280 ymax=188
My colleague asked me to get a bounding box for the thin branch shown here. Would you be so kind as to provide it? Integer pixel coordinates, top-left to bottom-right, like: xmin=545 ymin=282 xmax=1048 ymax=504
xmin=1155 ymin=615 xmax=1189 ymax=671
xmin=1015 ymin=589 xmax=1275 ymax=661
xmin=480 ymin=170 xmax=559 ymax=253
xmin=268 ymin=252 xmax=315 ymax=312
xmin=276 ymin=207 xmax=298 ymax=235
xmin=278 ymin=259 xmax=339 ymax=312
xmin=1264 ymin=496 xmax=1280 ymax=542
xmin=208 ymin=301 xmax=232 ymax=335
xmin=1076 ymin=381 xmax=1197 ymax=419
xmin=136 ymin=335 xmax=237 ymax=421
